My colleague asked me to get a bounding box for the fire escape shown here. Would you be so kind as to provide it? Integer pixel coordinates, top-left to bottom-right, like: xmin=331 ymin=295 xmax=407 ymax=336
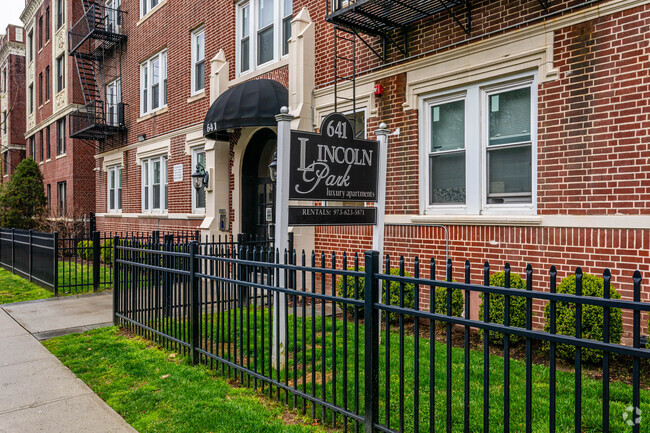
xmin=325 ymin=0 xmax=473 ymax=117
xmin=68 ymin=0 xmax=126 ymax=150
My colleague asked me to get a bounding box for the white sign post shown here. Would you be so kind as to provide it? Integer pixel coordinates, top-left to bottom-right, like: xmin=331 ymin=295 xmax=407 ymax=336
xmin=273 ymin=107 xmax=294 ymax=368
xmin=373 ymin=123 xmax=389 ymax=339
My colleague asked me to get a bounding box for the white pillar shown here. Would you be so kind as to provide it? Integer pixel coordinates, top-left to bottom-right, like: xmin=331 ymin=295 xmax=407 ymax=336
xmin=209 ymin=49 xmax=229 ymax=104
xmin=273 ymin=106 xmax=294 ymax=369
xmin=373 ymin=123 xmax=389 ymax=256
xmin=287 ymin=7 xmax=314 ymax=131
xmin=373 ymin=123 xmax=389 ymax=338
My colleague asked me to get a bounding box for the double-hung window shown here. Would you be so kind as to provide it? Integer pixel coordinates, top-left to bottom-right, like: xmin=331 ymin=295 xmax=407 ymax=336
xmin=45 ymin=7 xmax=50 ymax=42
xmin=191 ymin=28 xmax=205 ymax=94
xmin=39 ymin=130 xmax=44 ymax=162
xmin=45 ymin=66 xmax=50 ymax=101
xmin=422 ymin=75 xmax=536 ymax=215
xmin=141 ymin=155 xmax=168 ymax=212
xmin=27 ymin=31 xmax=33 ymax=63
xmin=56 ymin=55 xmax=65 ymax=92
xmin=29 ymin=85 xmax=34 ymax=114
xmin=106 ymin=78 xmax=121 ymax=126
xmin=39 ymin=16 xmax=43 ymax=50
xmin=141 ymin=0 xmax=160 ymax=18
xmin=56 ymin=0 xmax=64 ymax=30
xmin=46 ymin=125 xmax=51 ymax=159
xmin=57 ymin=118 xmax=66 ymax=155
xmin=39 ymin=72 xmax=43 ymax=106
xmin=106 ymin=0 xmax=121 ymax=33
xmin=192 ymin=148 xmax=206 ymax=213
xmin=237 ymin=0 xmax=292 ymax=75
xmin=140 ymin=50 xmax=167 ymax=116
xmin=57 ymin=181 xmax=66 ymax=217
xmin=107 ymin=165 xmax=122 ymax=213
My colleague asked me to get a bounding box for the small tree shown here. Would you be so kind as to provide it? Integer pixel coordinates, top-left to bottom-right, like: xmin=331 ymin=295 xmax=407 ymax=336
xmin=0 ymin=158 xmax=46 ymax=229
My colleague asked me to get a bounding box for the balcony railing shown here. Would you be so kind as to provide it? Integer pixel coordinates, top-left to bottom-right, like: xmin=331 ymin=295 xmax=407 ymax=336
xmin=69 ymin=100 xmax=126 ymax=140
xmin=326 ymin=0 xmax=466 ymax=34
xmin=69 ymin=3 xmax=126 ymax=56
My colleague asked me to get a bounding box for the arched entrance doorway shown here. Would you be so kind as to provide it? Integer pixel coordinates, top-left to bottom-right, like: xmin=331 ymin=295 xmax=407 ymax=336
xmin=241 ymin=128 xmax=277 ymax=243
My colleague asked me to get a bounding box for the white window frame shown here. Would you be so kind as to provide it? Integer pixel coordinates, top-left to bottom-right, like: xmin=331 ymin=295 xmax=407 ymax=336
xmin=191 ymin=27 xmax=205 ymax=95
xmin=106 ymin=78 xmax=121 ymax=126
xmin=419 ymin=73 xmax=538 ymax=216
xmin=141 ymin=155 xmax=168 ymax=213
xmin=192 ymin=147 xmax=206 ymax=213
xmin=106 ymin=0 xmax=121 ymax=33
xmin=342 ymin=107 xmax=367 ymax=139
xmin=107 ymin=165 xmax=122 ymax=213
xmin=236 ymin=0 xmax=291 ymax=76
xmin=140 ymin=0 xmax=160 ymax=18
xmin=140 ymin=50 xmax=167 ymax=116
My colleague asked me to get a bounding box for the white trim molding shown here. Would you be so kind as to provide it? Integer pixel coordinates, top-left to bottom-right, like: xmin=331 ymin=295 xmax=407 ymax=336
xmin=135 ymin=138 xmax=170 ymax=165
xmin=385 ymin=214 xmax=650 ymax=229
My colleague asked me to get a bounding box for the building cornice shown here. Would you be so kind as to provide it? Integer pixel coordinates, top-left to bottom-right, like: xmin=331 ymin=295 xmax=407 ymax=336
xmin=24 ymin=104 xmax=83 ymax=138
xmin=0 ymin=41 xmax=25 ymax=65
xmin=20 ymin=0 xmax=43 ymax=24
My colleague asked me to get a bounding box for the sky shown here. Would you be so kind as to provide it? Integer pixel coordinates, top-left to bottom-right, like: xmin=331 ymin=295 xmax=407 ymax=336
xmin=0 ymin=1 xmax=26 ymax=34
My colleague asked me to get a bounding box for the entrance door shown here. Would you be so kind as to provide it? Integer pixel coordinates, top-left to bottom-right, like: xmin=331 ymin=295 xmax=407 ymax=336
xmin=241 ymin=129 xmax=277 ymax=246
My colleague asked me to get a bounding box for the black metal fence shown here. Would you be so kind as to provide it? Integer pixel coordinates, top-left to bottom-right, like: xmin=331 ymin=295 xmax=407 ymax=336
xmin=113 ymin=239 xmax=650 ymax=433
xmin=57 ymin=229 xmax=201 ymax=295
xmin=0 ymin=228 xmax=58 ymax=292
xmin=0 ymin=228 xmax=203 ymax=296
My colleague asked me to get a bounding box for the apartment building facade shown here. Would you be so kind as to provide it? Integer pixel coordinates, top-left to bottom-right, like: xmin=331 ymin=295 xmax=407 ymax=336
xmin=0 ymin=25 xmax=26 ymax=182
xmin=84 ymin=0 xmax=649 ymax=320
xmin=21 ymin=0 xmax=96 ymax=218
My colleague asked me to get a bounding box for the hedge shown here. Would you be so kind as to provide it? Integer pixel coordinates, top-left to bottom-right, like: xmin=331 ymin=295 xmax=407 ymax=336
xmin=479 ymin=270 xmax=528 ymax=344
xmin=543 ymin=273 xmax=622 ymax=364
xmin=336 ymin=267 xmax=415 ymax=323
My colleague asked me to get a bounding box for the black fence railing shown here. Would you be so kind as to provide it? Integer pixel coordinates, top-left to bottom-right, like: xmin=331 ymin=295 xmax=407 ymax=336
xmin=0 ymin=228 xmax=204 ymax=296
xmin=114 ymin=240 xmax=650 ymax=433
xmin=0 ymin=228 xmax=57 ymax=292
xmin=57 ymin=230 xmax=202 ymax=295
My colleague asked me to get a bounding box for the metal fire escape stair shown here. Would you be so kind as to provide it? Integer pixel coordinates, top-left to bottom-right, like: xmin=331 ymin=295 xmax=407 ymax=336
xmin=68 ymin=0 xmax=126 ymax=146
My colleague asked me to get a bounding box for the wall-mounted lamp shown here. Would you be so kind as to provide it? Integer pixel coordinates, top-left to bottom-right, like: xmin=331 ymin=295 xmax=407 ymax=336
xmin=137 ymin=134 xmax=147 ymax=142
xmin=192 ymin=163 xmax=209 ymax=191
xmin=268 ymin=151 xmax=277 ymax=182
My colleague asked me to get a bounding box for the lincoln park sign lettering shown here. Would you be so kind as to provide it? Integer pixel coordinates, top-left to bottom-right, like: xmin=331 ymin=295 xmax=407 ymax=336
xmin=288 ymin=113 xmax=380 ymax=226
xmin=289 ymin=113 xmax=378 ymax=201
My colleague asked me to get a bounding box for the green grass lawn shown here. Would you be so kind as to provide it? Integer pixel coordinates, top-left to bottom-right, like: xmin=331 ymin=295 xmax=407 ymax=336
xmin=43 ymin=326 xmax=329 ymax=433
xmin=0 ymin=261 xmax=111 ymax=300
xmin=57 ymin=260 xmax=111 ymax=294
xmin=136 ymin=306 xmax=650 ymax=433
xmin=0 ymin=267 xmax=54 ymax=304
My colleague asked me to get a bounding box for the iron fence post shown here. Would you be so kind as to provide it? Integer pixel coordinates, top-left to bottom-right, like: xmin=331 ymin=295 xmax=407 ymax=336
xmin=189 ymin=241 xmax=200 ymax=365
xmin=11 ymin=228 xmax=15 ymax=273
xmin=112 ymin=236 xmax=119 ymax=325
xmin=53 ymin=232 xmax=59 ymax=296
xmin=162 ymin=234 xmax=173 ymax=317
xmin=93 ymin=231 xmax=100 ymax=292
xmin=364 ymin=250 xmax=379 ymax=433
xmin=28 ymin=229 xmax=33 ymax=282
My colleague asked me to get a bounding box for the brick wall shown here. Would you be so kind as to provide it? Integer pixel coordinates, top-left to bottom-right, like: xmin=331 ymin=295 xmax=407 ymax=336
xmin=312 ymin=5 xmax=650 ymax=338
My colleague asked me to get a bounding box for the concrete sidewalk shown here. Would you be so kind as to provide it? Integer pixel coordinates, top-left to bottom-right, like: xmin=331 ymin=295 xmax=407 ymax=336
xmin=0 ymin=293 xmax=137 ymax=433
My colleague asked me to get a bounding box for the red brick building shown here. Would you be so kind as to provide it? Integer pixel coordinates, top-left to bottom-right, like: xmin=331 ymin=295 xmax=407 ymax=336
xmin=0 ymin=25 xmax=26 ymax=182
xmin=21 ymin=0 xmax=95 ymax=218
xmin=79 ymin=0 xmax=648 ymax=325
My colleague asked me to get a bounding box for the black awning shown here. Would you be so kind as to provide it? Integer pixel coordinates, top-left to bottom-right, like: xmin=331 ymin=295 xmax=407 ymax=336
xmin=203 ymin=79 xmax=289 ymax=140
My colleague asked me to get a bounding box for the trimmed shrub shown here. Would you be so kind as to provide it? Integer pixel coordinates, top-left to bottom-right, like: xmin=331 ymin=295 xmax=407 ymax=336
xmin=543 ymin=273 xmax=622 ymax=364
xmin=479 ymin=270 xmax=528 ymax=344
xmin=434 ymin=284 xmax=464 ymax=325
xmin=76 ymin=240 xmax=93 ymax=261
xmin=101 ymin=239 xmax=113 ymax=265
xmin=336 ymin=267 xmax=415 ymax=323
